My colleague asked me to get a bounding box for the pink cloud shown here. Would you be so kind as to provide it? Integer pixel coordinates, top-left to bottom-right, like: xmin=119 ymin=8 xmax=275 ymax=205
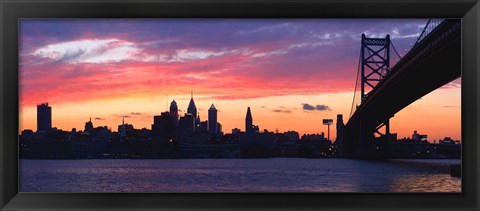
xmin=21 ymin=38 xmax=360 ymax=107
xmin=20 ymin=19 xmax=438 ymax=108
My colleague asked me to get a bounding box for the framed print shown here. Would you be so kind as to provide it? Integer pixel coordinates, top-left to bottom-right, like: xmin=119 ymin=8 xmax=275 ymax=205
xmin=1 ymin=0 xmax=479 ymax=210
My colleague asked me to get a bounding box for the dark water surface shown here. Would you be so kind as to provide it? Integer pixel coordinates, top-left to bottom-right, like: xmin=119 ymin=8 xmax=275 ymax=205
xmin=19 ymin=158 xmax=461 ymax=192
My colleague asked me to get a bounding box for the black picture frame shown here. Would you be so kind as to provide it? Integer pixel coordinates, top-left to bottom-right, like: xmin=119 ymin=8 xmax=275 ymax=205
xmin=1 ymin=0 xmax=479 ymax=210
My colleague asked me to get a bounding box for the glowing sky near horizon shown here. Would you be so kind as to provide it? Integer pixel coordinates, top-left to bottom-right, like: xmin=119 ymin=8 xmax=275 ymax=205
xmin=19 ymin=19 xmax=461 ymax=141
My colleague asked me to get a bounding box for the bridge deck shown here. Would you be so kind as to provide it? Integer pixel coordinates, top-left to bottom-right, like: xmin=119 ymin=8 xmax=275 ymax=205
xmin=342 ymin=19 xmax=461 ymax=157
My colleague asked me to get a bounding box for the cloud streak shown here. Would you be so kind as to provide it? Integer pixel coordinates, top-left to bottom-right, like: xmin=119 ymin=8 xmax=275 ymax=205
xmin=302 ymin=103 xmax=331 ymax=111
xmin=272 ymin=109 xmax=292 ymax=113
xmin=129 ymin=112 xmax=144 ymax=115
xmin=32 ymin=39 xmax=141 ymax=64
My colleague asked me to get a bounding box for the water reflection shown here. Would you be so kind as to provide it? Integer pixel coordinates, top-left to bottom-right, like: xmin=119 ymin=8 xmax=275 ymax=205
xmin=390 ymin=174 xmax=460 ymax=192
xmin=19 ymin=158 xmax=461 ymax=193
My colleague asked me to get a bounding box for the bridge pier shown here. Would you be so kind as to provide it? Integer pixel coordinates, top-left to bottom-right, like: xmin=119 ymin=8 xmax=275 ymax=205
xmin=353 ymin=122 xmax=374 ymax=158
xmin=353 ymin=118 xmax=390 ymax=158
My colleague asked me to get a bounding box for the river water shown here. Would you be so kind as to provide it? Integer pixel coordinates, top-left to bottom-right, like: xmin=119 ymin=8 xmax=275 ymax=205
xmin=19 ymin=158 xmax=461 ymax=192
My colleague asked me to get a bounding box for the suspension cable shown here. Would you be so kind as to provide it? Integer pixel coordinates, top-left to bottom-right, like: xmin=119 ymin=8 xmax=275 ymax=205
xmin=390 ymin=42 xmax=402 ymax=60
xmin=415 ymin=19 xmax=431 ymax=46
xmin=350 ymin=47 xmax=363 ymax=118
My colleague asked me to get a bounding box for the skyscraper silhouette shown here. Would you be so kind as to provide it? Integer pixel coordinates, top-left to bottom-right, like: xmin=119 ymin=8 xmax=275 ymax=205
xmin=152 ymin=112 xmax=175 ymax=138
xmin=119 ymin=117 xmax=127 ymax=137
xmin=170 ymin=100 xmax=179 ymax=126
xmin=187 ymin=91 xmax=200 ymax=129
xmin=178 ymin=113 xmax=195 ymax=136
xmin=336 ymin=114 xmax=344 ymax=141
xmin=336 ymin=114 xmax=345 ymax=156
xmin=37 ymin=103 xmax=52 ymax=132
xmin=246 ymin=107 xmax=253 ymax=134
xmin=208 ymin=104 xmax=217 ymax=134
xmin=84 ymin=118 xmax=94 ymax=135
xmin=187 ymin=92 xmax=197 ymax=118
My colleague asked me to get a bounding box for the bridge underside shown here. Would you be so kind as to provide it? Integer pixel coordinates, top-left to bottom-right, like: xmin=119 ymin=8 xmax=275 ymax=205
xmin=342 ymin=21 xmax=461 ymax=158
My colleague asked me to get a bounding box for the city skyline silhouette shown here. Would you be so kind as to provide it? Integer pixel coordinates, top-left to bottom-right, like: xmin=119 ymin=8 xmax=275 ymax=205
xmin=19 ymin=19 xmax=461 ymax=141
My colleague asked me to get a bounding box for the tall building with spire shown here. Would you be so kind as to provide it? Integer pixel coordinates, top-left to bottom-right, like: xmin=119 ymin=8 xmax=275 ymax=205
xmin=84 ymin=117 xmax=94 ymax=135
xmin=187 ymin=91 xmax=200 ymax=127
xmin=246 ymin=107 xmax=253 ymax=134
xmin=187 ymin=91 xmax=200 ymax=131
xmin=187 ymin=92 xmax=197 ymax=118
xmin=170 ymin=100 xmax=179 ymax=126
xmin=208 ymin=104 xmax=217 ymax=134
xmin=118 ymin=117 xmax=134 ymax=137
xmin=119 ymin=117 xmax=126 ymax=137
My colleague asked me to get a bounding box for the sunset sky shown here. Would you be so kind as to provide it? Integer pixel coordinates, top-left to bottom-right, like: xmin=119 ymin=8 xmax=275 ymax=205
xmin=19 ymin=19 xmax=461 ymax=141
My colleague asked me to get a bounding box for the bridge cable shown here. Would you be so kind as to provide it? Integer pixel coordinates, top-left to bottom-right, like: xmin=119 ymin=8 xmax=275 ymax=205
xmin=349 ymin=47 xmax=363 ymax=118
xmin=390 ymin=42 xmax=402 ymax=60
xmin=415 ymin=19 xmax=432 ymax=46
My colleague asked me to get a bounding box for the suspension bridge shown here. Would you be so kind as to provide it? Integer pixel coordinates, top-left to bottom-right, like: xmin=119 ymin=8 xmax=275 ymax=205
xmin=339 ymin=19 xmax=461 ymax=158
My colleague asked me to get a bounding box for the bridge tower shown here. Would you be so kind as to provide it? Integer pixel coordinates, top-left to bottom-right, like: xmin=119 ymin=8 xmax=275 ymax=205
xmin=359 ymin=34 xmax=391 ymax=155
xmin=361 ymin=34 xmax=390 ymax=100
